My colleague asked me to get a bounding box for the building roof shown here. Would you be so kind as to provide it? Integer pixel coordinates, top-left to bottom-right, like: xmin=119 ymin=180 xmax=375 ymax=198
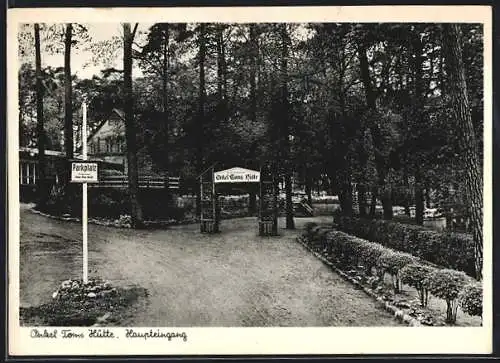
xmin=86 ymin=108 xmax=125 ymax=142
xmin=19 ymin=146 xmax=121 ymax=165
xmin=19 ymin=147 xmax=69 ymax=158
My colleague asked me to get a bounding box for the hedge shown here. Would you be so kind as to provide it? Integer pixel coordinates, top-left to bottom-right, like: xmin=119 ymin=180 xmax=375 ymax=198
xmin=300 ymin=226 xmax=482 ymax=324
xmin=337 ymin=216 xmax=476 ymax=278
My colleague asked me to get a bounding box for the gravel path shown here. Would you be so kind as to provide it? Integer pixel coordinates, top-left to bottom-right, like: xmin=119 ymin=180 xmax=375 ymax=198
xmin=19 ymin=206 xmax=401 ymax=327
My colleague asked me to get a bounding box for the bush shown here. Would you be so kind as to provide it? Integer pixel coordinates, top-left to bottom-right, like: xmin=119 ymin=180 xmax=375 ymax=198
xmin=308 ymin=226 xmax=333 ymax=251
xmin=425 ymin=269 xmax=471 ymax=324
xmin=337 ymin=216 xmax=476 ymax=278
xmin=304 ymin=222 xmax=318 ymax=234
xmin=459 ymin=282 xmax=482 ymax=318
xmin=400 ymin=263 xmax=436 ymax=307
xmin=378 ymin=251 xmax=417 ymax=293
xmin=357 ymin=242 xmax=386 ymax=276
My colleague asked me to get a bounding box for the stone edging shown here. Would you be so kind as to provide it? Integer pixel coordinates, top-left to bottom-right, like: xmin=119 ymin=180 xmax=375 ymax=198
xmin=29 ymin=207 xmax=128 ymax=229
xmin=28 ymin=207 xmax=197 ymax=229
xmin=296 ymin=237 xmax=421 ymax=327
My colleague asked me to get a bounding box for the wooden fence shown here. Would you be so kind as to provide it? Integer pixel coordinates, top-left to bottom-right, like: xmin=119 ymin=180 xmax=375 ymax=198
xmin=88 ymin=175 xmax=180 ymax=190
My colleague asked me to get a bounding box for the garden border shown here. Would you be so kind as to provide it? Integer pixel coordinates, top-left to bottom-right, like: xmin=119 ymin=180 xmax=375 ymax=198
xmin=28 ymin=207 xmax=197 ymax=229
xmin=296 ymin=236 xmax=421 ymax=327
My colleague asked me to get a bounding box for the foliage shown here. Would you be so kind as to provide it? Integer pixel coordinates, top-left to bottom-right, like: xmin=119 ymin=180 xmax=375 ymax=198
xmin=378 ymin=250 xmax=417 ymax=292
xmin=400 ymin=263 xmax=436 ymax=306
xmin=17 ymin=22 xmax=483 ymax=239
xmin=425 ymin=268 xmax=471 ymax=323
xmin=337 ymin=216 xmax=476 ymax=278
xmin=357 ymin=241 xmax=386 ymax=275
xmin=302 ymin=226 xmax=482 ymax=323
xmin=304 ymin=222 xmax=318 ymax=234
xmin=459 ymin=282 xmax=482 ymax=318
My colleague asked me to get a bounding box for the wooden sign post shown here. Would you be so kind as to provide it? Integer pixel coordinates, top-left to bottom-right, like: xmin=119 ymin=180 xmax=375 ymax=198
xmin=70 ymin=101 xmax=98 ymax=284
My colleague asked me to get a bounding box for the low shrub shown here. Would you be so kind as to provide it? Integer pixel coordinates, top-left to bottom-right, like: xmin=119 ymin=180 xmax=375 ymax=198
xmin=378 ymin=250 xmax=417 ymax=293
xmin=337 ymin=216 xmax=476 ymax=278
xmin=400 ymin=263 xmax=436 ymax=307
xmin=459 ymin=282 xmax=482 ymax=318
xmin=337 ymin=234 xmax=365 ymax=268
xmin=304 ymin=222 xmax=318 ymax=234
xmin=301 ymin=224 xmax=482 ymax=325
xmin=357 ymin=242 xmax=386 ymax=276
xmin=308 ymin=227 xmax=333 ymax=251
xmin=425 ymin=269 xmax=471 ymax=324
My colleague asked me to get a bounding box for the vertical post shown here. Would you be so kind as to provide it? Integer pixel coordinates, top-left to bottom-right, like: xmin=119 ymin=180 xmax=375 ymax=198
xmin=200 ymin=174 xmax=204 ymax=232
xmin=212 ymin=167 xmax=218 ymax=232
xmin=82 ymin=100 xmax=88 ymax=284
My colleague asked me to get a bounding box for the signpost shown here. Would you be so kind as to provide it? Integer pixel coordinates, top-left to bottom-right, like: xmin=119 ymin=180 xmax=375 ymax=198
xmin=214 ymin=167 xmax=260 ymax=184
xmin=70 ymin=101 xmax=98 ymax=284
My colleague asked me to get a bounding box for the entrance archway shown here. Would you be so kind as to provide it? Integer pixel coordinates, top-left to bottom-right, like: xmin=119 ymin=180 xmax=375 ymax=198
xmin=198 ymin=163 xmax=279 ymax=236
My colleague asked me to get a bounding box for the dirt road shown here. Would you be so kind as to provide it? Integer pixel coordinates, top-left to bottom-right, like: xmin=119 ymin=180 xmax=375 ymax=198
xmin=19 ymin=206 xmax=401 ymax=327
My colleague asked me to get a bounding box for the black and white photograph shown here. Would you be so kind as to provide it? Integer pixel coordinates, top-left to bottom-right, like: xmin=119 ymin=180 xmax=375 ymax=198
xmin=8 ymin=6 xmax=492 ymax=356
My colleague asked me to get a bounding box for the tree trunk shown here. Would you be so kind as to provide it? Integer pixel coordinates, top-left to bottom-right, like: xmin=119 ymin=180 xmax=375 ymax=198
xmin=358 ymin=183 xmax=367 ymax=217
xmin=34 ymin=23 xmax=47 ymax=209
xmin=425 ymin=182 xmax=431 ymax=209
xmin=249 ymin=24 xmax=258 ymax=128
xmin=63 ymin=23 xmax=74 ymax=211
xmin=305 ymin=168 xmax=313 ymax=206
xmin=123 ymin=23 xmax=144 ymax=229
xmin=216 ymin=24 xmax=226 ymax=117
xmin=337 ymin=154 xmax=353 ymax=217
xmin=443 ymin=24 xmax=483 ymax=280
xmin=403 ymin=165 xmax=411 ymax=217
xmin=64 ymin=24 xmax=73 ymax=160
xmin=369 ymin=186 xmax=377 ymax=218
xmin=415 ymin=167 xmax=425 ymax=225
xmin=358 ymin=43 xmax=392 ymax=220
xmin=195 ymin=24 xmax=207 ymax=217
xmin=162 ymin=25 xmax=173 ymax=209
xmin=280 ymin=24 xmax=294 ymax=229
xmin=411 ymin=31 xmax=426 ymax=226
xmin=247 ymin=24 xmax=259 ymax=216
xmin=162 ymin=25 xmax=170 ymax=175
xmin=248 ymin=192 xmax=257 ymax=215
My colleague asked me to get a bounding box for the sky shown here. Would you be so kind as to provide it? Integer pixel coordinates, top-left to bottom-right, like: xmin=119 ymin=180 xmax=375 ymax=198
xmin=22 ymin=23 xmax=153 ymax=79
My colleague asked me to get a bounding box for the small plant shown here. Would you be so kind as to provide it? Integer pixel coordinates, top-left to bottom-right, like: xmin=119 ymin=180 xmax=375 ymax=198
xmin=400 ymin=263 xmax=435 ymax=307
xmin=378 ymin=250 xmax=417 ymax=293
xmin=459 ymin=282 xmax=482 ymax=318
xmin=425 ymin=269 xmax=471 ymax=324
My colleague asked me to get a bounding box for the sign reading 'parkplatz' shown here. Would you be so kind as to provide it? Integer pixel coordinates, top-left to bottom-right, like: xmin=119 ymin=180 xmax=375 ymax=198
xmin=214 ymin=167 xmax=260 ymax=183
xmin=71 ymin=162 xmax=99 ymax=183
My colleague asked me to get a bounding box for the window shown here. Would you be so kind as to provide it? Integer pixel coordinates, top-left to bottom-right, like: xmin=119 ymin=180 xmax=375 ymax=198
xmin=116 ymin=137 xmax=125 ymax=153
xmin=30 ymin=163 xmax=37 ymax=184
xmin=20 ymin=162 xmax=37 ymax=185
xmin=106 ymin=137 xmax=112 ymax=153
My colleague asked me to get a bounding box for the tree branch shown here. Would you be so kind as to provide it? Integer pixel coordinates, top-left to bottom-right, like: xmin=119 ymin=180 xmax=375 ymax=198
xmin=132 ymin=23 xmax=139 ymax=40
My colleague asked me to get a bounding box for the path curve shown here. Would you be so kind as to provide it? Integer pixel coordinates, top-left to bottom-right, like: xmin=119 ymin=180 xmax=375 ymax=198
xmin=20 ymin=207 xmax=401 ymax=327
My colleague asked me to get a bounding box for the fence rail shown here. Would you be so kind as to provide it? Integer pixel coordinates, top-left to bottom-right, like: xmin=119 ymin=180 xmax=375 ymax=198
xmin=88 ymin=175 xmax=180 ymax=189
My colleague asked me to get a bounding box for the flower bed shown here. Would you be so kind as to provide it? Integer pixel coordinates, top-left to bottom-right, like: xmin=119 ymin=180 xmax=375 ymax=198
xmin=335 ymin=216 xmax=476 ymax=278
xmin=300 ymin=223 xmax=482 ymax=326
xmin=20 ymin=279 xmax=149 ymax=326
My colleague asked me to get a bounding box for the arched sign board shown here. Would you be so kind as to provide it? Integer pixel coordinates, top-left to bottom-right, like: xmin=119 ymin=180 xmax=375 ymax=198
xmin=214 ymin=167 xmax=260 ymax=183
xmin=199 ymin=165 xmax=277 ymax=236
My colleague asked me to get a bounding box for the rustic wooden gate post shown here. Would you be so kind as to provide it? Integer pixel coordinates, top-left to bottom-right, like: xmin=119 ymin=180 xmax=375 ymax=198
xmin=259 ymin=161 xmax=278 ymax=236
xmin=199 ymin=164 xmax=219 ymax=233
